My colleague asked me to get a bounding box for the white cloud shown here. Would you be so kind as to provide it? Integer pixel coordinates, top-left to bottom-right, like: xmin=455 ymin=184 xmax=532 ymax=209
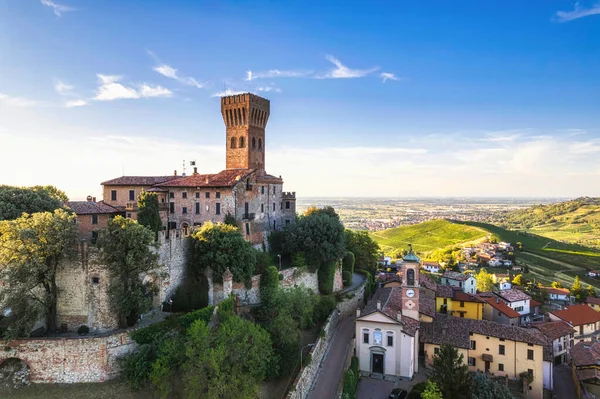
xmin=569 ymin=141 xmax=600 ymax=154
xmin=65 ymin=99 xmax=88 ymax=108
xmin=0 ymin=93 xmax=37 ymax=107
xmin=40 ymin=0 xmax=75 ymax=17
xmin=148 ymin=51 xmax=205 ymax=88
xmin=318 ymin=55 xmax=378 ymax=79
xmin=54 ymin=80 xmax=74 ymax=95
xmin=380 ymin=72 xmax=399 ymax=83
xmin=211 ymin=88 xmax=246 ymax=97
xmin=256 ymin=86 xmax=282 ymax=93
xmin=555 ymin=2 xmax=600 ymax=22
xmin=94 ymin=74 xmax=172 ymax=101
xmin=246 ymin=69 xmax=313 ymax=81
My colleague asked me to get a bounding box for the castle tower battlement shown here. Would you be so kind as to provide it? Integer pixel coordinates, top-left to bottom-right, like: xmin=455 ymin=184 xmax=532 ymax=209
xmin=221 ymin=93 xmax=270 ymax=170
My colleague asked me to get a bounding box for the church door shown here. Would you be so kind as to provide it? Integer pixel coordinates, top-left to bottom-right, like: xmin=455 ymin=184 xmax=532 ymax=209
xmin=372 ymin=354 xmax=384 ymax=374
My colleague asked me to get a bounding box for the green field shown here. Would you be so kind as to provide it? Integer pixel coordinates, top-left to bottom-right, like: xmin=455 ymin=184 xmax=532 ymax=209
xmin=370 ymin=219 xmax=488 ymax=256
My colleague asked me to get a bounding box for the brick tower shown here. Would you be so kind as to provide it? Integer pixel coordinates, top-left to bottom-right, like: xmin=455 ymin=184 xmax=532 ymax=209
xmin=401 ymin=244 xmax=420 ymax=320
xmin=221 ymin=93 xmax=270 ymax=171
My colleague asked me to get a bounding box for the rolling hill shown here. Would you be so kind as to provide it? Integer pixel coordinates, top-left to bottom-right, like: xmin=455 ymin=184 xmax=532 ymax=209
xmin=370 ymin=219 xmax=489 ymax=256
xmin=499 ymin=197 xmax=600 ymax=249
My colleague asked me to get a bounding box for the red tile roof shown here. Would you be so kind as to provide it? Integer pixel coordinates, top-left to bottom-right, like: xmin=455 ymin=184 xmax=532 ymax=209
xmin=155 ymin=169 xmax=255 ymax=188
xmin=360 ymin=287 xmax=419 ymax=336
xmin=454 ymin=291 xmax=485 ymax=303
xmin=494 ymin=289 xmax=531 ymax=303
xmin=585 ymin=297 xmax=600 ymax=306
xmin=531 ymin=321 xmax=575 ymax=342
xmin=419 ymin=295 xmax=435 ymax=318
xmin=572 ymin=340 xmax=600 ymax=367
xmin=530 ymin=299 xmax=542 ymax=308
xmin=436 ymin=284 xmax=462 ymax=298
xmin=420 ymin=274 xmax=438 ymax=292
xmin=101 ymin=176 xmax=181 ymax=186
xmin=546 ymin=287 xmax=570 ymax=296
xmin=482 ymin=297 xmax=521 ymax=318
xmin=550 ymin=304 xmax=600 ymax=326
xmin=65 ymin=201 xmax=119 ymax=215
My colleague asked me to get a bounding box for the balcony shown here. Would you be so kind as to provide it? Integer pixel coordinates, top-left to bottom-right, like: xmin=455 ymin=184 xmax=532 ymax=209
xmin=242 ymin=213 xmax=255 ymax=221
xmin=125 ymin=202 xmax=137 ymax=211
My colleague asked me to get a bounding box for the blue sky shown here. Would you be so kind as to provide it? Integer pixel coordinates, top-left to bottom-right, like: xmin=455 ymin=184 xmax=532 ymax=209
xmin=1 ymin=0 xmax=600 ymax=199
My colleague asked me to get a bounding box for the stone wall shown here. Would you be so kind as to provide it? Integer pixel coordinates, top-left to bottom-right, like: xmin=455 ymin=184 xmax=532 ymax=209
xmin=337 ymin=277 xmax=367 ymax=318
xmin=0 ymin=331 xmax=135 ymax=383
xmin=156 ymin=229 xmax=188 ymax=303
xmin=285 ymin=309 xmax=340 ymax=399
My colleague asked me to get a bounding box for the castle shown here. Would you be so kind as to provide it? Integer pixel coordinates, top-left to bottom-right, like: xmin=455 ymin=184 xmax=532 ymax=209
xmin=70 ymin=93 xmax=296 ymax=247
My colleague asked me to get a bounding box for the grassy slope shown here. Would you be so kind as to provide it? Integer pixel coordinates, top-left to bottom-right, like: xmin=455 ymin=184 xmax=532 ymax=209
xmin=370 ymin=219 xmax=488 ymax=256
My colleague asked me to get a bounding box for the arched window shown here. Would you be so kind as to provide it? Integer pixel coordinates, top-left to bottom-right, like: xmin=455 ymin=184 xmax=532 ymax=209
xmin=230 ymin=137 xmax=237 ymax=148
xmin=407 ymin=269 xmax=415 ymax=286
xmin=258 ymin=138 xmax=263 ymax=150
xmin=252 ymin=137 xmax=256 ymax=149
xmin=239 ymin=136 xmax=245 ymax=148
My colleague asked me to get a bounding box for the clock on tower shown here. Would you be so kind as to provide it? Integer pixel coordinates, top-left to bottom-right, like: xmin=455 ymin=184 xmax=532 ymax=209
xmin=401 ymin=244 xmax=420 ymax=320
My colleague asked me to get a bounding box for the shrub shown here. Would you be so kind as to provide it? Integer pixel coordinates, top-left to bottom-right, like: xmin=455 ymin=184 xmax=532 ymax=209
xmin=119 ymin=344 xmax=156 ymax=390
xmin=178 ymin=306 xmax=215 ymax=331
xmin=318 ymin=262 xmax=337 ymax=295
xmin=407 ymin=381 xmax=428 ymax=399
xmin=341 ymin=357 xmax=360 ymax=399
xmin=342 ymin=270 xmax=352 ymax=287
xmin=130 ymin=317 xmax=179 ymax=345
xmin=217 ymin=295 xmax=235 ymax=323
xmin=260 ymin=266 xmax=279 ymax=308
xmin=314 ymin=295 xmax=337 ymax=323
xmin=292 ymin=252 xmax=307 ymax=270
xmin=77 ymin=325 xmax=89 ymax=335
xmin=255 ymin=249 xmax=272 ymax=275
xmin=278 ymin=273 xmax=284 ymax=281
xmin=342 ymin=251 xmax=355 ymax=274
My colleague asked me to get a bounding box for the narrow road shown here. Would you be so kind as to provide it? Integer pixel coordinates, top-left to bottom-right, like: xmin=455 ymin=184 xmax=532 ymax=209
xmin=523 ymin=251 xmax=582 ymax=271
xmin=309 ymin=316 xmax=355 ymax=398
xmin=341 ymin=273 xmax=366 ymax=294
xmin=552 ymin=364 xmax=577 ymax=399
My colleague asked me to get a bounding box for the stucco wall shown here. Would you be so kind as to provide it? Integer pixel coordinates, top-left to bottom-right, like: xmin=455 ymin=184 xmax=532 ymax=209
xmin=0 ymin=331 xmax=135 ymax=383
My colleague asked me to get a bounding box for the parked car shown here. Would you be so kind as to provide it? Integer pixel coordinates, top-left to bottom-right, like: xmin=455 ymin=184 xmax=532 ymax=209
xmin=389 ymin=388 xmax=408 ymax=399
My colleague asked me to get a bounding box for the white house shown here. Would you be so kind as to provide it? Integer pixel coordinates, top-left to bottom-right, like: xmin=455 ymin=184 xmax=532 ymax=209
xmin=502 ymin=260 xmax=513 ymax=267
xmin=531 ymin=321 xmax=576 ymax=390
xmin=587 ymin=270 xmax=599 ymax=278
xmin=493 ymin=289 xmax=531 ymax=325
xmin=355 ymin=249 xmax=421 ymax=378
xmin=549 ymin=304 xmax=600 ymax=342
xmin=488 ymin=259 xmax=503 ymax=267
xmin=441 ymin=271 xmax=477 ymax=295
xmin=422 ymin=262 xmax=441 ymax=274
xmin=498 ymin=242 xmax=511 ymax=250
xmin=546 ymin=287 xmax=570 ymax=302
xmin=499 ymin=281 xmax=512 ymax=290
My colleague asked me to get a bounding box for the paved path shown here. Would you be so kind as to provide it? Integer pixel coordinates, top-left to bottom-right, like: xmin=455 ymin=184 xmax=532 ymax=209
xmin=341 ymin=273 xmax=366 ymax=294
xmin=310 ymin=317 xmax=355 ymax=398
xmin=552 ymin=363 xmax=577 ymax=399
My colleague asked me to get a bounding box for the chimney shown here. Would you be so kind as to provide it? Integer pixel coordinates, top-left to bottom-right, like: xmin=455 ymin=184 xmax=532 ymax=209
xmin=86 ymin=195 xmax=93 ymax=202
xmin=377 ymin=300 xmax=381 ymax=310
xmin=356 ymin=309 xmax=361 ymax=318
xmin=205 ymin=177 xmax=210 ymax=184
xmin=92 ymin=197 xmax=96 ymax=202
xmin=174 ymin=170 xmax=178 ymax=176
xmin=496 ymin=298 xmax=499 ymax=304
xmin=193 ymin=167 xmax=198 ymax=175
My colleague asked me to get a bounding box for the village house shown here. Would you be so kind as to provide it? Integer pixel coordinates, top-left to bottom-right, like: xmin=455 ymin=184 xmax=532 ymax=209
xmin=355 ymin=249 xmax=422 ymax=379
xmin=65 ymin=197 xmax=120 ymax=242
xmin=549 ymin=304 xmax=600 ymax=342
xmin=100 ymin=93 xmax=296 ymax=246
xmin=587 ymin=270 xmax=600 ymax=278
xmin=480 ymin=295 xmax=520 ymax=326
xmin=422 ymin=261 xmax=441 ymax=274
xmin=435 ymin=285 xmax=484 ymax=319
xmin=498 ymin=280 xmax=512 ymax=291
xmin=440 ymin=270 xmax=477 ymax=295
xmin=420 ymin=313 xmax=546 ymax=399
xmin=492 ymin=289 xmax=532 ymax=325
xmin=571 ymin=340 xmax=600 ymax=393
xmin=586 ymin=296 xmax=600 ymax=312
xmin=546 ymin=287 xmax=571 ymax=303
xmin=531 ymin=321 xmax=575 ymax=367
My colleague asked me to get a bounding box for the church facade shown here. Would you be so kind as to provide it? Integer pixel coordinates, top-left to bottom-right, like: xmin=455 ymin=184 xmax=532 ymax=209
xmin=355 ymin=249 xmax=421 ymax=378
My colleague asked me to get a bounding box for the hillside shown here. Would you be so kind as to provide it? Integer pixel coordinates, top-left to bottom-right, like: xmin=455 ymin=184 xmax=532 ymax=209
xmin=370 ymin=219 xmax=488 ymax=256
xmin=500 ymin=197 xmax=600 ymax=249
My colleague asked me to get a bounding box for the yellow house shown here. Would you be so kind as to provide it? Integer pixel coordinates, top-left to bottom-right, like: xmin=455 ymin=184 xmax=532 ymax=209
xmin=421 ymin=314 xmax=546 ymax=399
xmin=586 ymin=296 xmax=600 ymax=312
xmin=435 ymin=285 xmax=484 ymax=320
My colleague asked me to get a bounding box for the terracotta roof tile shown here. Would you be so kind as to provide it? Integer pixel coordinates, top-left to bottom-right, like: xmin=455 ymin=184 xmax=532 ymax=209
xmin=572 ymin=340 xmax=600 ymax=367
xmin=482 ymin=297 xmax=520 ymax=318
xmin=436 ymin=284 xmax=462 ymax=298
xmin=420 ymin=295 xmax=435 ymax=318
xmin=420 ymin=274 xmax=438 ymax=292
xmin=551 ymin=304 xmax=600 ymax=326
xmin=545 ymin=287 xmax=570 ymax=296
xmin=530 ymin=299 xmax=542 ymax=308
xmin=101 ymin=176 xmax=181 ymax=186
xmin=360 ymin=287 xmax=419 ymax=336
xmin=494 ymin=289 xmax=531 ymax=303
xmin=420 ymin=313 xmax=547 ymax=348
xmin=155 ymin=169 xmax=255 ymax=188
xmin=586 ymin=297 xmax=600 ymax=306
xmin=65 ymin=201 xmax=119 ymax=215
xmin=531 ymin=321 xmax=575 ymax=342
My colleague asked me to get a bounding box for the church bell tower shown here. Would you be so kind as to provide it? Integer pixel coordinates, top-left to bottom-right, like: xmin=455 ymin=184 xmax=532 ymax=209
xmin=401 ymin=244 xmax=420 ymax=320
xmin=221 ymin=93 xmax=270 ymax=171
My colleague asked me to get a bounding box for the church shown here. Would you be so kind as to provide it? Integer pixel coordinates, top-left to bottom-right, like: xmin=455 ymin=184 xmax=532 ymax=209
xmin=355 ymin=248 xmax=422 ymax=378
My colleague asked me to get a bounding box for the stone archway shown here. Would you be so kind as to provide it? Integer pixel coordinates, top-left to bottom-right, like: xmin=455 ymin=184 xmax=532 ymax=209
xmin=0 ymin=358 xmax=30 ymax=389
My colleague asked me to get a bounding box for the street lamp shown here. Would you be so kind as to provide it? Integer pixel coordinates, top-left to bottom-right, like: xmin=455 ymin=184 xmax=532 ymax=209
xmin=277 ymin=254 xmax=282 ymax=271
xmin=299 ymin=343 xmax=315 ymax=397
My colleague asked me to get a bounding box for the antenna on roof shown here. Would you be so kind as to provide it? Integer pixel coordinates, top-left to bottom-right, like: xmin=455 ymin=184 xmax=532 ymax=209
xmin=182 ymin=159 xmax=187 ymax=177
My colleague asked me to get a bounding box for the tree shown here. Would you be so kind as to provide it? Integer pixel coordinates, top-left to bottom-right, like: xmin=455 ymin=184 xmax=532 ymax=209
xmin=99 ymin=216 xmax=160 ymax=328
xmin=284 ymin=210 xmax=345 ymax=270
xmin=223 ymin=212 xmax=237 ymax=227
xmin=137 ymin=190 xmax=162 ymax=239
xmin=516 ymin=242 xmax=523 ymax=251
xmin=183 ymin=317 xmax=273 ymax=398
xmin=342 ymin=251 xmax=355 ymax=274
xmin=512 ymin=274 xmax=524 ymax=286
xmin=471 ymin=372 xmax=512 ymax=399
xmin=430 ymin=344 xmax=471 ymax=399
xmin=189 ymin=222 xmax=257 ymax=285
xmin=551 ymin=281 xmax=563 ymax=289
xmin=0 ymin=185 xmax=67 ymax=221
xmin=344 ymin=229 xmax=379 ymax=275
xmin=476 ymin=268 xmax=494 ymax=293
xmin=259 ymin=266 xmax=279 ymax=310
xmin=571 ymin=276 xmax=584 ymax=302
xmin=0 ymin=209 xmax=78 ymax=337
xmin=267 ymin=313 xmax=300 ymax=377
xmin=588 ymin=284 xmax=597 ymax=298
xmin=421 ymin=380 xmax=443 ymax=399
